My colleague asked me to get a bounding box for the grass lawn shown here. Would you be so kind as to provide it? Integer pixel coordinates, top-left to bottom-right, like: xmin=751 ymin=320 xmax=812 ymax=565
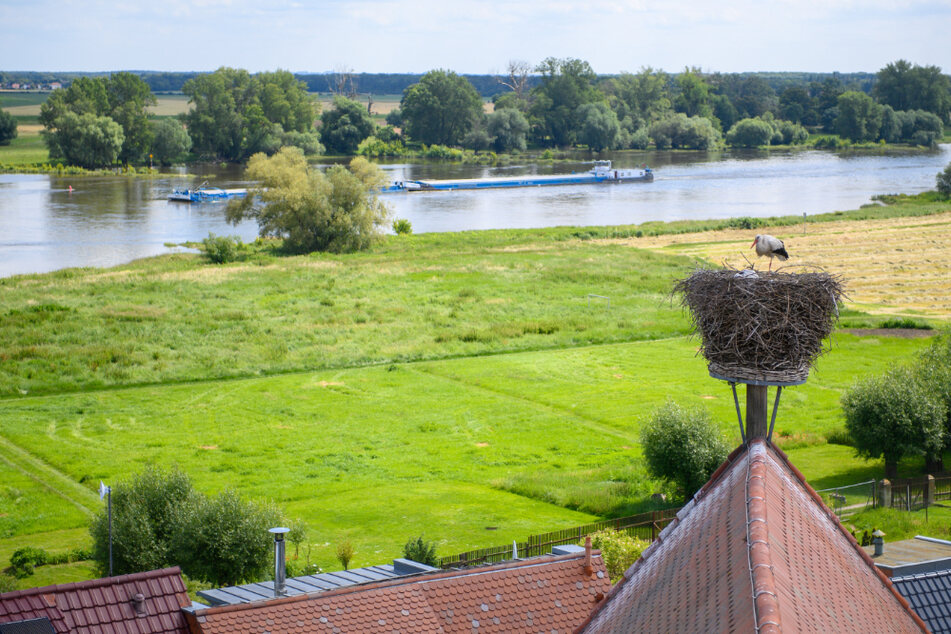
xmin=0 ymin=332 xmax=932 ymax=577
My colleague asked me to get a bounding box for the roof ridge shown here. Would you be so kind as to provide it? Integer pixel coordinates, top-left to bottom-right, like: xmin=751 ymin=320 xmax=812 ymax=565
xmin=0 ymin=566 xmax=185 ymax=599
xmin=191 ymin=552 xmax=602 ymax=617
xmin=746 ymin=441 xmax=781 ymax=633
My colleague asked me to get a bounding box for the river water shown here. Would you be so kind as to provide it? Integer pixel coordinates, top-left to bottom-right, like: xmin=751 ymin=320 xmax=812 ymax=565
xmin=1 ymin=146 xmax=948 ymax=278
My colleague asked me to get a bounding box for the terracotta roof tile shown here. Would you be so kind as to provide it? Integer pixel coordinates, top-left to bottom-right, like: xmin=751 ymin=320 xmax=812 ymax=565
xmin=187 ymin=552 xmax=609 ymax=633
xmin=0 ymin=567 xmax=189 ymax=634
xmin=578 ymin=440 xmax=928 ymax=633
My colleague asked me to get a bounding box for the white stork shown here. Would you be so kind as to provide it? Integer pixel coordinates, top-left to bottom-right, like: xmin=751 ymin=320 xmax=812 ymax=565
xmin=751 ymin=234 xmax=789 ymax=271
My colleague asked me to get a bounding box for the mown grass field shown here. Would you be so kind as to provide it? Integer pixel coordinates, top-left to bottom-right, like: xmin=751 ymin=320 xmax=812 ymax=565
xmin=1 ymin=203 xmax=949 ymax=588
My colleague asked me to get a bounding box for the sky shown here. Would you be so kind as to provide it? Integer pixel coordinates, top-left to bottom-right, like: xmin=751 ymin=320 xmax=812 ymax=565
xmin=1 ymin=0 xmax=950 ymax=75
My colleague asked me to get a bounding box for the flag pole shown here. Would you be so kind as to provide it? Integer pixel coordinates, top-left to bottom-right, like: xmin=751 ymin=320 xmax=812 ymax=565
xmin=100 ymin=481 xmax=112 ymax=577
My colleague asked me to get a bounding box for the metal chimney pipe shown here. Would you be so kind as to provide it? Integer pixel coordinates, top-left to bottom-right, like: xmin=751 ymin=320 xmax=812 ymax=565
xmin=269 ymin=527 xmax=290 ymax=597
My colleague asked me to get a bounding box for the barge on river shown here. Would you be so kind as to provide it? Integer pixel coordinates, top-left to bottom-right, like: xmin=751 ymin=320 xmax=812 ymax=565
xmin=382 ymin=160 xmax=652 ymax=193
xmin=168 ymin=182 xmax=248 ymax=203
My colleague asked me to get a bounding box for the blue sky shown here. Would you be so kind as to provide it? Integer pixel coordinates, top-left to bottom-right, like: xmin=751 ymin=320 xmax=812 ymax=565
xmin=2 ymin=0 xmax=949 ymax=74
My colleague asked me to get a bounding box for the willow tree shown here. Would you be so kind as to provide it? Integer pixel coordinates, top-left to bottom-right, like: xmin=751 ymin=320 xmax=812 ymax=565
xmin=226 ymin=147 xmax=389 ymax=253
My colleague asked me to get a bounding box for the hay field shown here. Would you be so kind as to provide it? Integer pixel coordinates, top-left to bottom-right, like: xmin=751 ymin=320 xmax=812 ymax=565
xmin=612 ymin=211 xmax=951 ymax=318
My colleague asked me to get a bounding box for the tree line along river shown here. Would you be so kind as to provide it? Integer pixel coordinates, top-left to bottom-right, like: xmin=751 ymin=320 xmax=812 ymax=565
xmin=0 ymin=146 xmax=948 ymax=278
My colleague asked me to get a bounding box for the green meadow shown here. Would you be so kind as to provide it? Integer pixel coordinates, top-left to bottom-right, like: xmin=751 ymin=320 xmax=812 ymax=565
xmin=0 ymin=220 xmax=944 ymax=587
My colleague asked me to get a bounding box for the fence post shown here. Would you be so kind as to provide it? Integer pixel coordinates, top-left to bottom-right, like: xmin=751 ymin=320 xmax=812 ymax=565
xmin=878 ymin=479 xmax=892 ymax=509
xmin=907 ymin=484 xmax=911 ymax=512
xmin=927 ymin=475 xmax=935 ymax=508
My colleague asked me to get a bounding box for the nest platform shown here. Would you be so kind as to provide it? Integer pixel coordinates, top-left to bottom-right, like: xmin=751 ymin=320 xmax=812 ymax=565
xmin=674 ymin=268 xmax=845 ymax=384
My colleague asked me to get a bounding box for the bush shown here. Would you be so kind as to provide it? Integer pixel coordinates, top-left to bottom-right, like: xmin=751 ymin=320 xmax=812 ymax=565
xmin=90 ymin=465 xmax=194 ymax=577
xmin=403 ymin=535 xmax=438 ymax=566
xmin=90 ymin=465 xmax=283 ymax=585
xmin=842 ymin=366 xmax=946 ymax=477
xmin=9 ymin=547 xmax=48 ymax=578
xmin=0 ymin=573 xmax=16 ymax=593
xmin=584 ymin=529 xmax=649 ymax=583
xmin=641 ymin=400 xmax=730 ymax=499
xmin=150 ymin=119 xmax=192 ymax=165
xmin=280 ymin=131 xmax=323 ymax=156
xmin=0 ymin=108 xmax=17 ymax=146
xmin=726 ymin=118 xmax=773 ymax=148
xmin=171 ymin=489 xmax=282 ymax=586
xmin=336 ymin=540 xmax=354 ymax=570
xmin=226 ymin=148 xmax=390 ymax=254
xmin=937 ymin=163 xmax=951 ymax=196
xmin=201 ymin=233 xmax=243 ymax=264
xmin=392 ymin=218 xmax=413 ymax=235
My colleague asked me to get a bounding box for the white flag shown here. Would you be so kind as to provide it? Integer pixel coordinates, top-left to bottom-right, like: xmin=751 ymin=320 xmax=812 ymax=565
xmin=99 ymin=481 xmax=110 ymax=500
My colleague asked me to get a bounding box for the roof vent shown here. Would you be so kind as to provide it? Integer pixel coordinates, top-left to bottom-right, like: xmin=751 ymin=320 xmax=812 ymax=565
xmin=873 ymin=530 xmax=886 ymax=557
xmin=130 ymin=593 xmax=147 ymax=616
xmin=269 ymin=527 xmax=290 ymax=597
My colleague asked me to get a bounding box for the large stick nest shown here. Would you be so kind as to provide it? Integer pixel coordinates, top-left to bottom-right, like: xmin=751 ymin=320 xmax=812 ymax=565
xmin=673 ymin=268 xmax=846 ymax=382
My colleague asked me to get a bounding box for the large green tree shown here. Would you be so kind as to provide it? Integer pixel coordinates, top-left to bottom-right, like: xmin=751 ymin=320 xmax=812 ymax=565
xmin=151 ymin=118 xmax=192 ymax=165
xmin=40 ymin=73 xmax=155 ymax=165
xmin=183 ymin=67 xmax=316 ymax=161
xmin=673 ymin=68 xmax=712 ymax=119
xmin=227 ymin=147 xmax=389 ymax=254
xmin=400 ymin=70 xmax=483 ymax=146
xmin=575 ymin=101 xmax=620 ymax=151
xmin=43 ymin=111 xmax=124 ymax=168
xmin=487 ymin=107 xmax=529 ymax=152
xmin=836 ymin=91 xmax=882 ymax=142
xmin=843 ymin=367 xmax=946 ymax=478
xmin=529 ymin=57 xmax=602 ymax=147
xmin=874 ymin=60 xmax=951 ymax=122
xmin=320 ymin=96 xmax=375 ymax=154
xmin=603 ymin=68 xmax=672 ymax=131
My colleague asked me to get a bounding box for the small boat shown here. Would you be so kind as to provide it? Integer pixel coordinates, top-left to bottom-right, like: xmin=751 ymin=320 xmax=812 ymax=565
xmin=381 ymin=160 xmax=652 ymax=193
xmin=168 ymin=181 xmax=248 ymax=203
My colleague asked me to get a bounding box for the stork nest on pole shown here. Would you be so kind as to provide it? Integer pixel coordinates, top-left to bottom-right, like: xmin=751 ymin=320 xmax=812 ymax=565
xmin=673 ymin=268 xmax=846 ymax=384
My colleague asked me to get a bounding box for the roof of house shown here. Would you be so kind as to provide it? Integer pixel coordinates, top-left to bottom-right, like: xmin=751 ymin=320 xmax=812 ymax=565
xmin=578 ymin=439 xmax=928 ymax=633
xmin=0 ymin=567 xmax=190 ymax=634
xmin=865 ymin=535 xmax=951 ymax=577
xmin=197 ymin=558 xmax=438 ymax=606
xmin=892 ymin=569 xmax=951 ymax=634
xmin=185 ymin=551 xmax=610 ymax=633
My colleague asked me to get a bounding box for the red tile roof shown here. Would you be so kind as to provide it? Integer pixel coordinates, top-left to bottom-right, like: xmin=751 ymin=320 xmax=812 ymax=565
xmin=0 ymin=567 xmax=190 ymax=634
xmin=578 ymin=439 xmax=928 ymax=633
xmin=186 ymin=551 xmax=610 ymax=633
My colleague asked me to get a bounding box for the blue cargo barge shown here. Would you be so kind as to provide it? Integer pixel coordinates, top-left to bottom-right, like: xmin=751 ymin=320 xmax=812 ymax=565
xmin=382 ymin=160 xmax=652 ymax=193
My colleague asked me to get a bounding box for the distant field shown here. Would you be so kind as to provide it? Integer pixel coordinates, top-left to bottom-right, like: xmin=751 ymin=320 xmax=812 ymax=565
xmin=623 ymin=210 xmax=951 ymax=319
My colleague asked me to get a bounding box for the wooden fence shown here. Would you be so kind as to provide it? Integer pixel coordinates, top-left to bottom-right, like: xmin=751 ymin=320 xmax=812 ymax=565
xmin=437 ymin=507 xmax=680 ymax=569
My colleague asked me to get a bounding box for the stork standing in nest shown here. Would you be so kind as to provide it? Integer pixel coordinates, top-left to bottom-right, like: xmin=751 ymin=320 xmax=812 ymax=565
xmin=751 ymin=234 xmax=789 ymax=271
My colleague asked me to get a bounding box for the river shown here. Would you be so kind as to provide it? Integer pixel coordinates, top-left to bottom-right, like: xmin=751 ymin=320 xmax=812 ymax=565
xmin=1 ymin=146 xmax=948 ymax=278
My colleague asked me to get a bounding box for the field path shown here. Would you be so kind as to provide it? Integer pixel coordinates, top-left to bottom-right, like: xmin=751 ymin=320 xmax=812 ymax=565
xmin=0 ymin=434 xmax=98 ymax=517
xmin=608 ymin=211 xmax=951 ymax=318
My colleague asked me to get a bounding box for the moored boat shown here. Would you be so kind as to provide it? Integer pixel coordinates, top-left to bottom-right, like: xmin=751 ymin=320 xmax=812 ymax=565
xmin=382 ymin=160 xmax=652 ymax=193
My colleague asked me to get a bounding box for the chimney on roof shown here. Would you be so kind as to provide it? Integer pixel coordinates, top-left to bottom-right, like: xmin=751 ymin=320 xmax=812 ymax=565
xmin=873 ymin=530 xmax=886 ymax=557
xmin=130 ymin=592 xmax=146 ymax=616
xmin=269 ymin=527 xmax=290 ymax=597
xmin=583 ymin=536 xmax=594 ymax=576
